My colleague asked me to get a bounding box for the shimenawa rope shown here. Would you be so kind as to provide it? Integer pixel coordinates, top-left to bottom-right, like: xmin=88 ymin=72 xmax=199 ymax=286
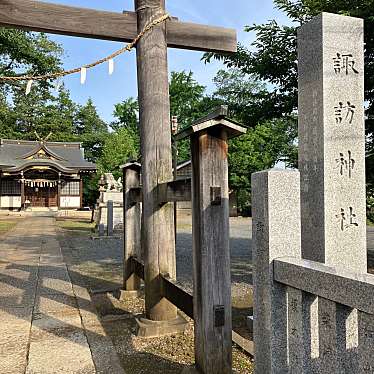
xmin=0 ymin=13 xmax=170 ymax=83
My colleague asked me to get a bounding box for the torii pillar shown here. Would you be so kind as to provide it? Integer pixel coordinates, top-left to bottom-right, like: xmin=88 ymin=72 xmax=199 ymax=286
xmin=135 ymin=0 xmax=177 ymax=326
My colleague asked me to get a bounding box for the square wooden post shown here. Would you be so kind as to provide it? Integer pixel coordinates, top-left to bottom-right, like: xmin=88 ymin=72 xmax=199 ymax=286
xmin=177 ymin=107 xmax=246 ymax=373
xmin=121 ymin=162 xmax=142 ymax=298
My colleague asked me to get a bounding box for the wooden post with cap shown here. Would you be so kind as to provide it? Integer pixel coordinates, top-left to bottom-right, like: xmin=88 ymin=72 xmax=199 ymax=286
xmin=176 ymin=106 xmax=247 ymax=373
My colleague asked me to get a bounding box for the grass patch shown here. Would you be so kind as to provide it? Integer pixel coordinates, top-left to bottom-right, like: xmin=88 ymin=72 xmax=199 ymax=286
xmin=57 ymin=219 xmax=95 ymax=232
xmin=0 ymin=220 xmax=17 ymax=235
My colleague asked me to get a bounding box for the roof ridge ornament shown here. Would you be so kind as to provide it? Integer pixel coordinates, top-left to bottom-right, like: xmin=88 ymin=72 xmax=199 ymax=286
xmin=34 ymin=131 xmax=53 ymax=144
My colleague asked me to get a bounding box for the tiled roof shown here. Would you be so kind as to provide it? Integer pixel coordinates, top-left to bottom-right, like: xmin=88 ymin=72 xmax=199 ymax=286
xmin=0 ymin=139 xmax=96 ymax=173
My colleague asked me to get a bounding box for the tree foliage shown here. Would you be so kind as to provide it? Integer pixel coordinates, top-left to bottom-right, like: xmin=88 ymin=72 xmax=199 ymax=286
xmin=202 ymin=0 xmax=374 ymax=211
xmin=97 ymin=128 xmax=139 ymax=178
xmin=0 ymin=28 xmax=62 ymax=79
xmin=112 ymin=97 xmax=139 ymax=133
xmin=204 ymin=0 xmax=374 ymax=162
xmin=169 ymin=71 xmax=220 ymax=161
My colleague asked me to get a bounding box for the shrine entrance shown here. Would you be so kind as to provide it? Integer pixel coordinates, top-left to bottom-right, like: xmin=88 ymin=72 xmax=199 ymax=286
xmin=24 ymin=169 xmax=59 ymax=208
xmin=25 ymin=185 xmax=57 ymax=207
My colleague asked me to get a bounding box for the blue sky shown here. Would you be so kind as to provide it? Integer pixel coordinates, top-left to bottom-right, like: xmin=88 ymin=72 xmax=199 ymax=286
xmin=46 ymin=0 xmax=290 ymax=123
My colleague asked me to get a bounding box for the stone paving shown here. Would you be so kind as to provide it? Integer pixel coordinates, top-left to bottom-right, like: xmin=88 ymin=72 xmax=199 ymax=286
xmin=0 ymin=216 xmax=124 ymax=374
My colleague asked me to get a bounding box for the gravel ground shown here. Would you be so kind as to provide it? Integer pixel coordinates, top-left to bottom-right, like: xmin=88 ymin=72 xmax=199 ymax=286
xmin=56 ymin=214 xmax=374 ymax=373
xmin=57 ymin=214 xmax=254 ymax=373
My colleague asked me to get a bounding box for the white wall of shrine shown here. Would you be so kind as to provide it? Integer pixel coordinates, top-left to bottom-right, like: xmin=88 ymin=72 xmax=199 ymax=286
xmin=60 ymin=196 xmax=80 ymax=208
xmin=0 ymin=195 xmax=21 ymax=208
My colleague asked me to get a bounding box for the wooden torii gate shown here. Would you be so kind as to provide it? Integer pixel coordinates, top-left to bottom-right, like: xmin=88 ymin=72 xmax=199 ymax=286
xmin=0 ymin=0 xmax=236 ymax=335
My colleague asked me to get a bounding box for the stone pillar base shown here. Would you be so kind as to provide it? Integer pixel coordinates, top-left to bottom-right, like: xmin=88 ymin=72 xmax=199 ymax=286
xmin=136 ymin=314 xmax=188 ymax=338
xmin=119 ymin=289 xmax=142 ymax=300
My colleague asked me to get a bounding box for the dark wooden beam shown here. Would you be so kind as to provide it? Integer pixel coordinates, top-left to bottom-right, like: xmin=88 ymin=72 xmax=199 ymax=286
xmin=161 ymin=274 xmax=194 ymax=319
xmin=158 ymin=178 xmax=191 ymax=204
xmin=0 ymin=0 xmax=237 ymax=53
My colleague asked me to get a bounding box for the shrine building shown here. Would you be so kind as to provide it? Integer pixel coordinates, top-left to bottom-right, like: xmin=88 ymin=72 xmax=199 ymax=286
xmin=0 ymin=139 xmax=96 ymax=210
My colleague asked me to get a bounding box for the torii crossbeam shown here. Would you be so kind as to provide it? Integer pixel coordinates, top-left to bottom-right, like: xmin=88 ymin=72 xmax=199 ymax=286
xmin=0 ymin=0 xmax=237 ymax=341
xmin=0 ymin=0 xmax=236 ymax=52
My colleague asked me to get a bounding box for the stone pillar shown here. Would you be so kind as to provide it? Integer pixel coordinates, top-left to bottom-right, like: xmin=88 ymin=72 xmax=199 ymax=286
xmin=298 ymin=12 xmax=366 ymax=272
xmin=252 ymin=169 xmax=301 ymax=374
xmin=298 ymin=13 xmax=366 ymax=372
xmin=107 ymin=200 xmax=113 ymax=236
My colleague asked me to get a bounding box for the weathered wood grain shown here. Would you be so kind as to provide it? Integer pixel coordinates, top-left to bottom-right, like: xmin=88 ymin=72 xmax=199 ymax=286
xmin=123 ymin=165 xmax=141 ymax=291
xmin=191 ymin=126 xmax=232 ymax=373
xmin=167 ymin=21 xmax=237 ymax=52
xmin=128 ymin=187 xmax=142 ymax=204
xmin=158 ymin=178 xmax=191 ymax=204
xmin=0 ymin=0 xmax=237 ymax=52
xmin=0 ymin=0 xmax=137 ymax=41
xmin=232 ymin=331 xmax=254 ymax=356
xmin=135 ymin=0 xmax=177 ymax=322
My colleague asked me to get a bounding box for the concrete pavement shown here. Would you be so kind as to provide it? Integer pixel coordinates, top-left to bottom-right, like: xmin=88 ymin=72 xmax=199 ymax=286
xmin=0 ymin=216 xmax=124 ymax=374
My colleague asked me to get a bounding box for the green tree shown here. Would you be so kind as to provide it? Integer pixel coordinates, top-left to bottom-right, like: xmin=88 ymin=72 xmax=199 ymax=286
xmin=170 ymin=71 xmax=209 ymax=129
xmin=0 ymin=28 xmax=62 ymax=80
xmin=110 ymin=71 xmax=219 ymax=164
xmin=229 ymin=118 xmax=297 ymax=212
xmin=169 ymin=71 xmax=220 ymax=161
xmin=3 ymin=83 xmax=78 ymax=142
xmin=203 ymin=0 xmax=374 ymax=211
xmin=75 ymin=98 xmax=108 ymax=162
xmin=112 ymin=97 xmax=139 ymax=133
xmin=48 ymin=86 xmax=78 ymax=142
xmin=210 ymin=67 xmax=298 ymax=212
xmin=97 ymin=128 xmax=139 ymax=178
xmin=111 ymin=97 xmax=140 ymax=153
xmin=204 ymin=0 xmax=374 ymax=164
xmin=213 ymin=68 xmax=272 ymax=126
